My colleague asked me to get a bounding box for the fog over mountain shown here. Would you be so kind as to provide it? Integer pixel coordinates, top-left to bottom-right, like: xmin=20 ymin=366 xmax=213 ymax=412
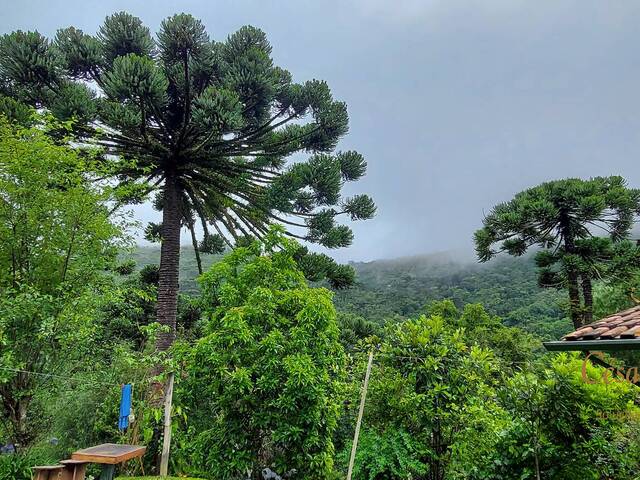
xmin=4 ymin=0 xmax=640 ymax=261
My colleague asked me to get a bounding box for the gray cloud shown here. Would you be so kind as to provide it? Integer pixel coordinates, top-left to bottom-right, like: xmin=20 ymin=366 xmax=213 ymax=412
xmin=3 ymin=0 xmax=640 ymax=261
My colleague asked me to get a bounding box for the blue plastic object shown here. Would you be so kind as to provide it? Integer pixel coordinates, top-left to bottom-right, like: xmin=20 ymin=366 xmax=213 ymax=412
xmin=118 ymin=384 xmax=132 ymax=431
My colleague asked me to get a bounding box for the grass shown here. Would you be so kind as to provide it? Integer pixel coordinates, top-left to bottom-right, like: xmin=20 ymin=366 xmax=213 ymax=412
xmin=116 ymin=477 xmax=204 ymax=480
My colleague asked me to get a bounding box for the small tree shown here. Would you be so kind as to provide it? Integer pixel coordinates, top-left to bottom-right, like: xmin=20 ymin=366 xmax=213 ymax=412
xmin=0 ymin=12 xmax=375 ymax=353
xmin=0 ymin=117 xmax=125 ymax=446
xmin=174 ymin=229 xmax=346 ymax=479
xmin=474 ymin=177 xmax=640 ymax=328
xmin=356 ymin=314 xmax=500 ymax=480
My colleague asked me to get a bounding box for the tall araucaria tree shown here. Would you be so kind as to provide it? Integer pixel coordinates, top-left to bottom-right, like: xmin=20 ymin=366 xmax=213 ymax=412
xmin=0 ymin=12 xmax=376 ymax=352
xmin=474 ymin=177 xmax=640 ymax=329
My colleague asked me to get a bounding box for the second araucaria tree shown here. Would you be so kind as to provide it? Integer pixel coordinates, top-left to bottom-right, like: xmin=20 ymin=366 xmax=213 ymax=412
xmin=474 ymin=176 xmax=640 ymax=329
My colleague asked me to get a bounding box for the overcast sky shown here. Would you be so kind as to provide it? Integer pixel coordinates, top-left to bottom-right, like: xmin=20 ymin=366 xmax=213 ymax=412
xmin=3 ymin=0 xmax=640 ymax=261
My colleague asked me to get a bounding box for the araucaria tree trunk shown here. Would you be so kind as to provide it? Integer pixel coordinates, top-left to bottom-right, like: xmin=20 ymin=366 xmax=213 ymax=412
xmin=156 ymin=174 xmax=181 ymax=352
xmin=581 ymin=274 xmax=593 ymax=325
xmin=566 ymin=269 xmax=582 ymax=329
xmin=562 ymin=219 xmax=584 ymax=329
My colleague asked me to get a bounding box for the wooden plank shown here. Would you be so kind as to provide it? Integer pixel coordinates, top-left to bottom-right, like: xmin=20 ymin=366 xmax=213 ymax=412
xmin=347 ymin=349 xmax=374 ymax=480
xmin=71 ymin=444 xmax=146 ymax=465
xmin=159 ymin=372 xmax=175 ymax=476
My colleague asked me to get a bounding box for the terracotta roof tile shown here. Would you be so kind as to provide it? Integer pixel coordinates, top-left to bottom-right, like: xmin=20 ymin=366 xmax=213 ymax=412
xmin=619 ymin=318 xmax=640 ymax=327
xmin=582 ymin=327 xmax=610 ymax=339
xmin=600 ymin=326 xmax=628 ymax=339
xmin=564 ymin=327 xmax=593 ymax=340
xmin=562 ymin=305 xmax=640 ymax=341
xmin=621 ymin=325 xmax=640 ymax=338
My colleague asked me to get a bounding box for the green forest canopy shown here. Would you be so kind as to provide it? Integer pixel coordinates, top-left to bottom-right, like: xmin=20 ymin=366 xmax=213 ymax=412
xmin=127 ymin=245 xmax=572 ymax=339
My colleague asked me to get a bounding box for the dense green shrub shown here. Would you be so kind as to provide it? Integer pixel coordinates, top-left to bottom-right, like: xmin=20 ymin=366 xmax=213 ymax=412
xmin=0 ymin=116 xmax=128 ymax=447
xmin=336 ymin=311 xmax=502 ymax=480
xmin=174 ymin=229 xmax=346 ymax=479
xmin=485 ymin=355 xmax=640 ymax=479
xmin=0 ymin=453 xmax=32 ymax=480
xmin=0 ymin=449 xmax=58 ymax=480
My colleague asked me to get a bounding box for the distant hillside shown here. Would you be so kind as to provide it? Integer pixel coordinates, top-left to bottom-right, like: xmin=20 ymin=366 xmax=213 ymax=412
xmin=126 ymin=246 xmax=571 ymax=339
xmin=125 ymin=246 xmax=222 ymax=294
xmin=334 ymin=253 xmax=571 ymax=339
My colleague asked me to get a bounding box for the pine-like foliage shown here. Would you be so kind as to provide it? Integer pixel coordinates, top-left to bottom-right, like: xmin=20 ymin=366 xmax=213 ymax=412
xmin=474 ymin=176 xmax=640 ymax=328
xmin=0 ymin=12 xmax=375 ymax=349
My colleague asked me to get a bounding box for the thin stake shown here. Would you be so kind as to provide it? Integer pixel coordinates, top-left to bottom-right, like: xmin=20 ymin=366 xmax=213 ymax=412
xmin=159 ymin=372 xmax=175 ymax=477
xmin=346 ymin=349 xmax=374 ymax=480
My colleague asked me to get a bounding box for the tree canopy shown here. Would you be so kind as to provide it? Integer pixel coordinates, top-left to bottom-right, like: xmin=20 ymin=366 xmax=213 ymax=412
xmin=0 ymin=116 xmax=126 ymax=446
xmin=174 ymin=229 xmax=345 ymax=479
xmin=0 ymin=13 xmax=375 ymax=248
xmin=0 ymin=11 xmax=375 ymax=351
xmin=474 ymin=177 xmax=640 ymax=327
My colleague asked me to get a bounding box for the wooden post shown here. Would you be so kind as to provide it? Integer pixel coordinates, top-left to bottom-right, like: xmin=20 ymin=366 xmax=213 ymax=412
xmin=98 ymin=465 xmax=115 ymax=480
xmin=159 ymin=372 xmax=175 ymax=477
xmin=346 ymin=349 xmax=374 ymax=480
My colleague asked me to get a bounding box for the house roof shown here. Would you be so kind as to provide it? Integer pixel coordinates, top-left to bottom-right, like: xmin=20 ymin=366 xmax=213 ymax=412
xmin=543 ymin=305 xmax=640 ymax=351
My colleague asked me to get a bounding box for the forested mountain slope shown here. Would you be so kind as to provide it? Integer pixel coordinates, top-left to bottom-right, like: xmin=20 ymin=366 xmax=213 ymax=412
xmin=126 ymin=246 xmax=222 ymax=294
xmin=335 ymin=253 xmax=571 ymax=339
xmin=127 ymin=246 xmax=571 ymax=339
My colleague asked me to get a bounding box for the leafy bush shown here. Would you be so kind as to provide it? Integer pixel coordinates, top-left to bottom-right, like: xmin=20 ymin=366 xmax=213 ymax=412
xmin=0 ymin=449 xmax=57 ymax=480
xmin=486 ymin=354 xmax=640 ymax=479
xmin=174 ymin=229 xmax=346 ymax=479
xmin=116 ymin=477 xmax=204 ymax=480
xmin=0 ymin=453 xmax=32 ymax=480
xmin=336 ymin=311 xmax=502 ymax=480
xmin=337 ymin=428 xmax=427 ymax=479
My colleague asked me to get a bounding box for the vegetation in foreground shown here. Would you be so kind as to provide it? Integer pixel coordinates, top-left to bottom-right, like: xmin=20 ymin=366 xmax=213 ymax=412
xmin=1 ymin=9 xmax=640 ymax=480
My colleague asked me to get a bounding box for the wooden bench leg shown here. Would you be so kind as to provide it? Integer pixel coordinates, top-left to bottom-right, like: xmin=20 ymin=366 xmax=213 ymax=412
xmin=98 ymin=464 xmax=115 ymax=480
xmin=59 ymin=464 xmax=87 ymax=480
xmin=59 ymin=459 xmax=87 ymax=480
xmin=73 ymin=464 xmax=87 ymax=480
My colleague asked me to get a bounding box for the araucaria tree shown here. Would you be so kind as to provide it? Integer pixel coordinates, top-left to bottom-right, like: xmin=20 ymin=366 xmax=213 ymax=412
xmin=474 ymin=177 xmax=640 ymax=328
xmin=0 ymin=12 xmax=375 ymax=352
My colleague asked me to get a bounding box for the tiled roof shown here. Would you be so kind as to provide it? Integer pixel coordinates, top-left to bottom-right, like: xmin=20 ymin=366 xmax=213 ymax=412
xmin=563 ymin=305 xmax=640 ymax=341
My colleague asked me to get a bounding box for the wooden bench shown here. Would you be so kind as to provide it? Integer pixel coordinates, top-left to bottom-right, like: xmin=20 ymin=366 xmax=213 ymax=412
xmin=59 ymin=459 xmax=88 ymax=480
xmin=32 ymin=465 xmax=64 ymax=480
xmin=32 ymin=459 xmax=88 ymax=480
xmin=33 ymin=443 xmax=145 ymax=480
